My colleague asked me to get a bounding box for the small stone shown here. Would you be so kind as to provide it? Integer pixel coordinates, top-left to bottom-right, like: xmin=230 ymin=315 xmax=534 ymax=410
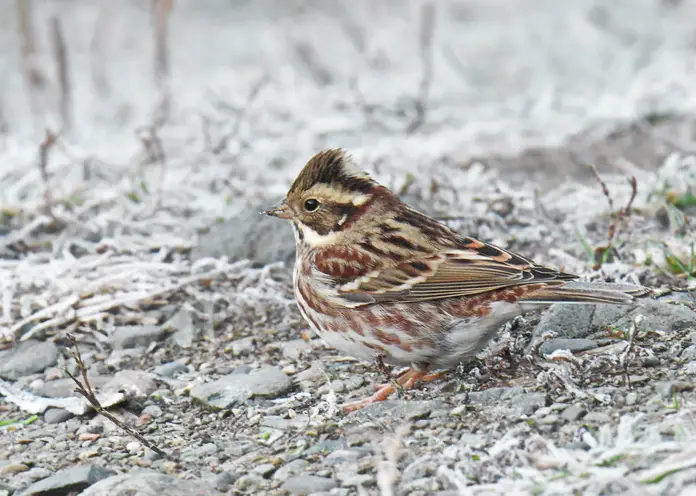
xmin=625 ymin=392 xmax=638 ymax=406
xmin=336 ymin=473 xmax=373 ymax=487
xmin=141 ymin=405 xmax=163 ymax=418
xmin=561 ymin=405 xmax=587 ymax=421
xmin=295 ymin=364 xmax=324 ymax=383
xmin=104 ymin=370 xmax=157 ymax=398
xmin=516 ymin=392 xmax=550 ymax=416
xmin=1 ymin=463 xmax=29 ymax=474
xmin=20 ymin=465 xmax=116 ymax=495
xmin=163 ymin=307 xmax=196 ymax=348
xmin=281 ymin=475 xmax=338 ymax=494
xmin=628 ymin=375 xmax=650 ymax=385
xmin=282 ymin=339 xmax=313 ymax=361
xmin=229 ymin=337 xmax=256 ymax=356
xmin=110 ymin=325 xmax=166 ymax=350
xmin=0 ymin=340 xmax=58 ymax=379
xmin=584 ymin=411 xmax=612 ymax=423
xmin=190 ymin=366 xmax=292 ymax=409
xmin=152 ymin=362 xmax=187 ymax=378
xmin=211 ymin=471 xmax=237 ymax=492
xmin=540 ymin=414 xmax=560 ymax=425
xmin=539 ymin=338 xmax=599 ymax=355
xmin=252 ymin=463 xmax=276 ymax=477
xmin=192 ymin=206 xmax=296 ymax=267
xmin=36 ymin=375 xmax=110 ymax=398
xmin=80 ymin=470 xmax=217 ymax=496
xmin=273 ymin=459 xmax=309 ymax=481
xmin=657 ymin=381 xmax=694 ymax=399
xmin=304 ymin=439 xmax=348 ymax=455
xmin=126 ymin=442 xmax=142 ymax=453
xmin=467 ymin=387 xmax=525 ymax=406
xmin=44 ymin=408 xmax=74 ymax=424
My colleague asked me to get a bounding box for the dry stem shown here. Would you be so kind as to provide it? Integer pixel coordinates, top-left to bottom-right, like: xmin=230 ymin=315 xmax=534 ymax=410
xmin=51 ymin=16 xmax=72 ymax=131
xmin=65 ymin=334 xmax=170 ymax=459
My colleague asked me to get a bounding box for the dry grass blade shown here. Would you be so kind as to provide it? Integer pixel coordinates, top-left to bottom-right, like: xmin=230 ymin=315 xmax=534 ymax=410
xmin=64 ymin=334 xmax=171 ymax=459
xmin=38 ymin=129 xmax=59 ymax=217
xmin=406 ymin=1 xmax=436 ymax=133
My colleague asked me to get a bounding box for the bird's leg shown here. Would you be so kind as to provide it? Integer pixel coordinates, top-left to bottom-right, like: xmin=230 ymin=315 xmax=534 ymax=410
xmin=342 ymin=368 xmax=445 ymax=413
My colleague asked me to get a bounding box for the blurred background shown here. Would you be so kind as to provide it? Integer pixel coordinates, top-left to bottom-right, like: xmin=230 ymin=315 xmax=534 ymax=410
xmin=1 ymin=0 xmax=695 ymax=254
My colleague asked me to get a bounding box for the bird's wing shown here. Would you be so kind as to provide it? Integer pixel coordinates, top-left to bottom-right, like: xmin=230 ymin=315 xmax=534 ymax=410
xmin=314 ymin=240 xmax=577 ymax=307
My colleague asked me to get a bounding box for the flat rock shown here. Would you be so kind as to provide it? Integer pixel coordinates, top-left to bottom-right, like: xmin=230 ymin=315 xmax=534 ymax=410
xmin=104 ymin=370 xmax=157 ymax=397
xmin=467 ymin=387 xmax=526 ymax=406
xmin=36 ymin=375 xmax=111 ymax=398
xmin=190 ymin=366 xmax=292 ymax=409
xmin=282 ymin=339 xmax=312 ymax=361
xmin=539 ymin=338 xmax=599 ymax=355
xmin=281 ymin=475 xmax=337 ymax=495
xmin=19 ymin=464 xmax=116 ymax=496
xmin=191 ymin=206 xmax=296 ymax=266
xmin=152 ymin=361 xmax=188 ymax=377
xmin=43 ymin=408 xmax=74 ymax=424
xmin=163 ymin=307 xmax=196 ymax=348
xmin=534 ymin=299 xmax=696 ymax=340
xmin=110 ymin=325 xmax=166 ymax=350
xmin=350 ymin=400 xmax=444 ymax=421
xmin=0 ymin=340 xmax=58 ymax=380
xmin=79 ymin=471 xmax=217 ymax=496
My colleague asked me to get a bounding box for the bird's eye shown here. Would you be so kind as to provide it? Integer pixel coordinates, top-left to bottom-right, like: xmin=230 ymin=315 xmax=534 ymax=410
xmin=304 ymin=199 xmax=320 ymax=212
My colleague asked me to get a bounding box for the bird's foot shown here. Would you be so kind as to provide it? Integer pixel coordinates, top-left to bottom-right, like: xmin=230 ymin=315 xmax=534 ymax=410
xmin=342 ymin=369 xmax=444 ymax=413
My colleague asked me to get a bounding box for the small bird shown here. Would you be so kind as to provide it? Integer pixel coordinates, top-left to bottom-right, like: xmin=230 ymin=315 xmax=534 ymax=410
xmin=264 ymin=149 xmax=647 ymax=412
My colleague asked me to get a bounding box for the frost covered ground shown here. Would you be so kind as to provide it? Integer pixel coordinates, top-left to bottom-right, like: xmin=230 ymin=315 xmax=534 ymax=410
xmin=1 ymin=1 xmax=696 ymax=495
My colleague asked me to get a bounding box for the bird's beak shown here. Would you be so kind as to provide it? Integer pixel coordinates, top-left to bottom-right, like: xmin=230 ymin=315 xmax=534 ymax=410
xmin=262 ymin=200 xmax=292 ymax=220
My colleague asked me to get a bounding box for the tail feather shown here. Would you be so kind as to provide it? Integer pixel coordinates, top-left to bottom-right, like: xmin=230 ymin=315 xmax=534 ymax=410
xmin=520 ymin=282 xmax=651 ymax=306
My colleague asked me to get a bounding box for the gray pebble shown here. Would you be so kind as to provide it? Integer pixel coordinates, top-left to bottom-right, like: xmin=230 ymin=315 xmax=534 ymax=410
xmin=110 ymin=325 xmax=166 ymax=350
xmin=152 ymin=362 xmax=187 ymax=378
xmin=467 ymin=387 xmax=526 ymax=406
xmin=192 ymin=206 xmax=296 ymax=266
xmin=20 ymin=464 xmax=116 ymax=496
xmin=281 ymin=475 xmax=337 ymax=495
xmin=625 ymin=392 xmax=639 ymax=406
xmin=539 ymin=338 xmax=599 ymax=355
xmin=584 ymin=411 xmax=612 ymax=423
xmin=44 ymin=408 xmax=74 ymax=424
xmin=0 ymin=340 xmax=58 ymax=380
xmin=163 ymin=307 xmax=196 ymax=348
xmin=273 ymin=459 xmax=309 ymax=481
xmin=141 ymin=405 xmax=163 ymax=418
xmin=515 ymin=392 xmax=550 ymax=416
xmin=282 ymin=339 xmax=312 ymax=361
xmin=80 ymin=470 xmax=217 ymax=496
xmin=561 ymin=405 xmax=587 ymax=421
xmin=190 ymin=366 xmax=292 ymax=409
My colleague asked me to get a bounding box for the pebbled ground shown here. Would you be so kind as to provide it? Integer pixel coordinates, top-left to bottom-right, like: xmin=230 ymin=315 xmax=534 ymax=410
xmin=1 ymin=1 xmax=696 ymax=495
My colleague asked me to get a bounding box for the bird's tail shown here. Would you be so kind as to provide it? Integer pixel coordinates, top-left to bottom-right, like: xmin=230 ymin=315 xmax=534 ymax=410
xmin=520 ymin=281 xmax=651 ymax=306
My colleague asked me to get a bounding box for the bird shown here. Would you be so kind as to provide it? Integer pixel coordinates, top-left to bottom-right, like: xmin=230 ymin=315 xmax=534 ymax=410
xmin=263 ymin=149 xmax=648 ymax=413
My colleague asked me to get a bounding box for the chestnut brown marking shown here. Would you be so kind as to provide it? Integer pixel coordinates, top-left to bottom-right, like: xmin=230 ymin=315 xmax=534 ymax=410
xmin=463 ymin=239 xmax=485 ymax=249
xmin=314 ymin=246 xmax=376 ymax=279
xmin=398 ymin=342 xmax=413 ymax=352
xmin=374 ymin=329 xmax=402 ymax=345
xmin=342 ymin=314 xmax=365 ymax=336
xmin=363 ymin=342 xmax=387 ymax=354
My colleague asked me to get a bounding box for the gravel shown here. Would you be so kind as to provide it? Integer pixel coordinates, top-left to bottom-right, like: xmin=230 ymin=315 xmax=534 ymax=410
xmin=1 ymin=1 xmax=696 ymax=495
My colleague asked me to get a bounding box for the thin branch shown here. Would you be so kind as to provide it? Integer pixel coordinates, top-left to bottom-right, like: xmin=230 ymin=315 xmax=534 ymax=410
xmin=51 ymin=16 xmax=72 ymax=131
xmin=17 ymin=0 xmax=46 ymax=121
xmin=213 ymin=74 xmax=269 ymax=156
xmin=406 ymin=1 xmax=436 ymax=133
xmin=38 ymin=129 xmax=59 ymax=217
xmin=64 ymin=334 xmax=170 ymax=459
xmin=151 ymin=0 xmax=173 ymax=125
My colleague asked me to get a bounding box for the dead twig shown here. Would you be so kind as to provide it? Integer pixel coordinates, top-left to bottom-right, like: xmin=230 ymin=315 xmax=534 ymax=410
xmin=588 ymin=165 xmax=638 ymax=269
xmin=137 ymin=125 xmax=167 ymax=210
xmin=17 ymin=0 xmax=46 ymax=122
xmin=64 ymin=334 xmax=171 ymax=459
xmin=406 ymin=1 xmax=436 ymax=133
xmin=619 ymin=315 xmax=643 ymax=389
xmin=151 ymin=0 xmax=173 ymax=125
xmin=38 ymin=129 xmax=59 ymax=217
xmin=50 ymin=16 xmax=72 ymax=131
xmin=213 ymin=74 xmax=269 ymax=157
